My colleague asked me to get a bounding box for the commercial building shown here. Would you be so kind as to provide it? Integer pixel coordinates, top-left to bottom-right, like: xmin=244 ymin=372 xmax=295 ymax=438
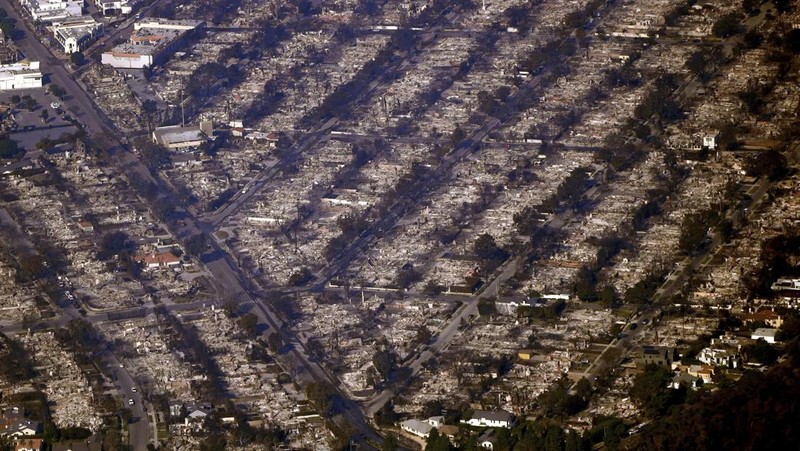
xmin=152 ymin=121 xmax=213 ymax=150
xmin=101 ymin=18 xmax=204 ymax=69
xmin=0 ymin=60 xmax=43 ymax=90
xmin=51 ymin=16 xmax=103 ymax=54
xmin=94 ymin=0 xmax=132 ymax=16
xmin=21 ymin=0 xmax=82 ymax=23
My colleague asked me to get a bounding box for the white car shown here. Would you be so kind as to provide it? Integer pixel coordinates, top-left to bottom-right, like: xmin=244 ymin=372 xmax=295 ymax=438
xmin=128 ymin=398 xmax=135 ymax=406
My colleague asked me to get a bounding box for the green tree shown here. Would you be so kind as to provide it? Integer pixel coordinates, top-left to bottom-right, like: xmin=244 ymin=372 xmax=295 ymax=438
xmin=141 ymin=99 xmax=159 ymax=132
xmin=474 ymin=233 xmax=503 ymax=261
xmin=556 ymin=167 xmax=590 ymax=209
xmin=773 ymin=0 xmax=792 ymax=13
xmin=43 ymin=421 xmax=60 ymax=442
xmin=421 ymin=399 xmax=445 ymax=418
xmin=70 ymin=52 xmax=84 ymax=67
xmin=474 ymin=233 xmax=509 ymax=274
xmin=199 ymin=433 xmax=227 ymax=451
xmin=98 ymin=231 xmax=135 ymax=260
xmin=306 ymin=338 xmax=325 ymax=360
xmin=746 ymin=149 xmax=787 ymax=181
xmin=718 ymin=123 xmax=740 ymax=150
xmin=0 ymin=334 xmax=36 ymax=382
xmin=574 ymin=266 xmax=598 ymax=302
xmin=712 ymin=12 xmax=742 ymax=38
xmin=36 ymin=137 xmax=53 ymax=151
xmin=575 ymin=377 xmax=593 ymax=400
xmin=564 ymin=429 xmax=582 ymax=451
xmin=0 ymin=15 xmax=15 ymax=40
xmin=450 ymin=124 xmax=466 ymax=147
xmin=287 ymin=267 xmax=312 ymax=286
xmin=372 ymin=349 xmax=396 ymax=380
xmin=599 ymin=285 xmax=617 ymax=306
xmin=425 ymin=428 xmax=454 ymax=451
xmin=184 ymin=233 xmax=208 ymax=257
xmin=0 ymin=138 xmax=21 ymax=159
xmin=743 ymin=339 xmax=781 ymax=365
xmin=305 ymin=382 xmax=335 ymax=417
xmin=742 ymin=0 xmax=760 ymax=13
xmin=375 ymin=402 xmax=400 ymax=426
xmin=743 ymin=28 xmax=763 ymax=49
xmin=267 ymin=332 xmax=283 ymax=353
xmin=478 ymin=298 xmax=497 ymax=316
xmin=21 ymin=95 xmax=36 ymax=111
xmin=136 ymin=139 xmax=169 ymax=169
xmin=635 ymin=363 xmax=800 ymax=449
xmin=678 ymin=211 xmax=711 ymax=254
xmin=381 ymin=433 xmax=399 ymax=451
xmin=544 ymin=424 xmax=564 ymax=451
xmin=415 ymin=326 xmax=433 ymax=345
xmin=685 ymin=50 xmax=713 ymax=82
xmin=48 ymin=84 xmax=66 ymax=100
xmin=237 ymin=313 xmax=259 ymax=339
xmin=630 ymin=364 xmax=676 ymax=416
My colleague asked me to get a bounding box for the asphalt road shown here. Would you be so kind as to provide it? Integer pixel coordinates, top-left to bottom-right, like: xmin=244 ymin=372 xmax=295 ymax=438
xmin=103 ymin=352 xmax=150 ymax=451
xmin=197 ymin=118 xmax=339 ymax=231
xmin=574 ymin=174 xmax=775 ymax=385
xmin=197 ymin=244 xmax=384 ymax=447
xmin=0 ymin=0 xmax=108 ymax=133
xmin=364 ymin=168 xmax=605 ymax=416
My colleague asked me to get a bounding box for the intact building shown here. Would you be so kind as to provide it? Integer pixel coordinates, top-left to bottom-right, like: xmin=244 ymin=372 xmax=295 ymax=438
xmin=101 ymin=18 xmax=204 ymax=69
xmin=21 ymin=0 xmax=83 ymax=23
xmin=94 ymin=0 xmax=132 ymax=15
xmin=152 ymin=121 xmax=213 ymax=150
xmin=51 ymin=16 xmax=103 ymax=54
xmin=0 ymin=61 xmax=43 ymax=90
xmin=461 ymin=410 xmax=515 ymax=429
xmin=636 ymin=346 xmax=676 ymax=368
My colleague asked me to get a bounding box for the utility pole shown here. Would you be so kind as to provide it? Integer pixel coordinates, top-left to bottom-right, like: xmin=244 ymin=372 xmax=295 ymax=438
xmin=179 ymin=77 xmax=186 ymax=127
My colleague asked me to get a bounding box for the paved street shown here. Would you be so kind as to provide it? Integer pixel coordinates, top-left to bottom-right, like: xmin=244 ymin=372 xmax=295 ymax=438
xmin=0 ymin=0 xmax=107 ymax=133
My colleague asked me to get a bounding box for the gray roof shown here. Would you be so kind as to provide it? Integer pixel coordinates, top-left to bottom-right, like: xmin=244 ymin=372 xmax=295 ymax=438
xmin=400 ymin=419 xmax=433 ymax=435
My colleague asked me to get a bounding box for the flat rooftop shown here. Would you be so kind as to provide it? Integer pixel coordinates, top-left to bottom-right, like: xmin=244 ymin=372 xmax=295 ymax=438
xmin=106 ymin=21 xmax=201 ymax=57
xmin=133 ymin=18 xmax=204 ymax=31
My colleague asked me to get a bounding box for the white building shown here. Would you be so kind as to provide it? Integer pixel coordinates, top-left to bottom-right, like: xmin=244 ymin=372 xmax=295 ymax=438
xmin=399 ymin=416 xmax=446 ymax=439
xmin=697 ymin=346 xmax=741 ymax=368
xmin=101 ymin=18 xmax=203 ymax=68
xmin=461 ymin=410 xmax=514 ymax=429
xmin=751 ymin=328 xmax=778 ymax=344
xmin=94 ymin=0 xmax=132 ymax=15
xmin=0 ymin=60 xmax=43 ymax=90
xmin=703 ymin=131 xmax=719 ymax=150
xmin=152 ymin=121 xmax=213 ymax=150
xmin=51 ymin=16 xmax=103 ymax=54
xmin=399 ymin=419 xmax=433 ymax=438
xmin=22 ymin=0 xmax=83 ymax=22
